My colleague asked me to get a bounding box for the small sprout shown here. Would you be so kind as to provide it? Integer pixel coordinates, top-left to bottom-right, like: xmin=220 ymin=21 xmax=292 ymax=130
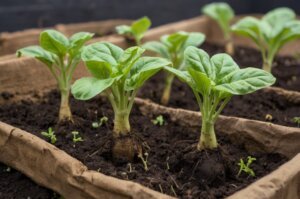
xmin=138 ymin=152 xmax=149 ymax=171
xmin=292 ymin=117 xmax=300 ymax=127
xmin=71 ymin=131 xmax=84 ymax=143
xmin=265 ymin=114 xmax=273 ymax=121
xmin=41 ymin=127 xmax=57 ymax=144
xmin=237 ymin=156 xmax=256 ymax=177
xmin=170 ymin=185 xmax=177 ymax=197
xmin=92 ymin=116 xmax=108 ymax=128
xmin=152 ymin=115 xmax=164 ymax=126
xmin=127 ymin=163 xmax=133 ymax=173
xmin=116 ymin=16 xmax=151 ymax=46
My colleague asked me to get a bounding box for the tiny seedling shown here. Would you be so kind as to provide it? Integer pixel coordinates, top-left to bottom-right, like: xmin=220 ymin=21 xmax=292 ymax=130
xmin=152 ymin=115 xmax=164 ymax=126
xmin=138 ymin=152 xmax=149 ymax=171
xmin=71 ymin=131 xmax=84 ymax=143
xmin=17 ymin=30 xmax=94 ymax=121
xmin=237 ymin=156 xmax=256 ymax=177
xmin=41 ymin=127 xmax=57 ymax=144
xmin=165 ymin=47 xmax=275 ymax=150
xmin=92 ymin=116 xmax=108 ymax=128
xmin=116 ymin=16 xmax=151 ymax=46
xmin=202 ymin=2 xmax=235 ymax=54
xmin=71 ymin=42 xmax=170 ymax=161
xmin=232 ymin=7 xmax=300 ymax=72
xmin=143 ymin=31 xmax=205 ymax=105
xmin=292 ymin=117 xmax=300 ymax=127
xmin=265 ymin=114 xmax=273 ymax=121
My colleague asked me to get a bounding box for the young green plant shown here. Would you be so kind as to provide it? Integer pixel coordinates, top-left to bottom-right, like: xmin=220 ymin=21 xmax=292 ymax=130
xmin=143 ymin=31 xmax=205 ymax=105
xmin=237 ymin=156 xmax=256 ymax=177
xmin=41 ymin=127 xmax=57 ymax=144
xmin=71 ymin=42 xmax=170 ymax=160
xmin=17 ymin=30 xmax=94 ymax=121
xmin=116 ymin=16 xmax=151 ymax=46
xmin=165 ymin=47 xmax=275 ymax=150
xmin=202 ymin=2 xmax=235 ymax=55
xmin=231 ymin=7 xmax=300 ymax=72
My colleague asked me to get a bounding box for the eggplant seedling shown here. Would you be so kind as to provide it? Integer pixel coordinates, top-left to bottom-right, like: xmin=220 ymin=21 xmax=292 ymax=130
xmin=202 ymin=2 xmax=235 ymax=55
xmin=165 ymin=47 xmax=275 ymax=150
xmin=152 ymin=115 xmax=164 ymax=126
xmin=292 ymin=117 xmax=300 ymax=127
xmin=232 ymin=7 xmax=300 ymax=72
xmin=143 ymin=31 xmax=205 ymax=105
xmin=17 ymin=30 xmax=94 ymax=122
xmin=116 ymin=16 xmax=151 ymax=46
xmin=71 ymin=42 xmax=170 ymax=161
xmin=237 ymin=156 xmax=256 ymax=177
xmin=92 ymin=116 xmax=108 ymax=128
xmin=41 ymin=127 xmax=57 ymax=144
xmin=72 ymin=131 xmax=84 ymax=143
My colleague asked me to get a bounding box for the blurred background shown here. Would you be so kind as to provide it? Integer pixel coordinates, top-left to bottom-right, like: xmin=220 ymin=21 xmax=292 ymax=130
xmin=1 ymin=0 xmax=300 ymax=32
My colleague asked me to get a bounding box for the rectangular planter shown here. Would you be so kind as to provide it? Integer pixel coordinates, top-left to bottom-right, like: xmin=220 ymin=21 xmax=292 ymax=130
xmin=0 ymin=16 xmax=299 ymax=199
xmin=0 ymin=19 xmax=131 ymax=56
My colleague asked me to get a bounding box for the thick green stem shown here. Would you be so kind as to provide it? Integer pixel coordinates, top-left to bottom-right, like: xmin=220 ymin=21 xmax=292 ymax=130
xmin=225 ymin=40 xmax=234 ymax=55
xmin=59 ymin=90 xmax=72 ymax=121
xmin=197 ymin=120 xmax=218 ymax=150
xmin=263 ymin=54 xmax=274 ymax=73
xmin=161 ymin=73 xmax=175 ymax=105
xmin=113 ymin=110 xmax=131 ymax=137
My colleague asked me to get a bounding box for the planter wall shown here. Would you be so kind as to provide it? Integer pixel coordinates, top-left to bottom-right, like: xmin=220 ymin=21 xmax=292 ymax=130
xmin=0 ymin=16 xmax=300 ymax=199
xmin=0 ymin=19 xmax=131 ymax=56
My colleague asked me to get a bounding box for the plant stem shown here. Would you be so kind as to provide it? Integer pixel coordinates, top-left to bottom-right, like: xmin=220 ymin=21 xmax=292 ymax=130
xmin=59 ymin=89 xmax=72 ymax=121
xmin=197 ymin=120 xmax=218 ymax=150
xmin=113 ymin=109 xmax=131 ymax=137
xmin=161 ymin=73 xmax=175 ymax=105
xmin=225 ymin=34 xmax=234 ymax=55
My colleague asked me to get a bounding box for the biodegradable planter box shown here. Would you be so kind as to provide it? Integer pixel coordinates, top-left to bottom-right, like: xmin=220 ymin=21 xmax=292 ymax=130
xmin=0 ymin=16 xmax=299 ymax=199
xmin=0 ymin=19 xmax=131 ymax=56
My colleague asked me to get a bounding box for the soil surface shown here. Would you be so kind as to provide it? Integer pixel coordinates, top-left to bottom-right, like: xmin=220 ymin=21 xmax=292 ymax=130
xmin=139 ymin=43 xmax=300 ymax=127
xmin=0 ymin=90 xmax=287 ymax=199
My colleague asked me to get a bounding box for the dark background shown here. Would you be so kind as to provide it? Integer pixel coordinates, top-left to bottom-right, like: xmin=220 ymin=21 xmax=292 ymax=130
xmin=1 ymin=0 xmax=300 ymax=32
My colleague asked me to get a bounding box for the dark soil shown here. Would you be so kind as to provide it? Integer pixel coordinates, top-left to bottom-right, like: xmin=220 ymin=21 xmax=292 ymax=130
xmin=139 ymin=43 xmax=300 ymax=128
xmin=0 ymin=90 xmax=287 ymax=199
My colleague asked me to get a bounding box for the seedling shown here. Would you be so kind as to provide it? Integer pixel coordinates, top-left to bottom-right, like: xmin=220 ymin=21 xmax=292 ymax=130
xmin=165 ymin=47 xmax=275 ymax=150
xmin=138 ymin=152 xmax=149 ymax=171
xmin=41 ymin=127 xmax=57 ymax=144
xmin=152 ymin=115 xmax=164 ymax=126
xmin=202 ymin=2 xmax=235 ymax=55
xmin=143 ymin=31 xmax=205 ymax=105
xmin=71 ymin=42 xmax=170 ymax=161
xmin=17 ymin=30 xmax=94 ymax=121
xmin=292 ymin=117 xmax=300 ymax=127
xmin=71 ymin=131 xmax=84 ymax=143
xmin=237 ymin=156 xmax=256 ymax=177
xmin=116 ymin=16 xmax=151 ymax=46
xmin=92 ymin=116 xmax=108 ymax=128
xmin=232 ymin=7 xmax=300 ymax=72
xmin=265 ymin=114 xmax=273 ymax=121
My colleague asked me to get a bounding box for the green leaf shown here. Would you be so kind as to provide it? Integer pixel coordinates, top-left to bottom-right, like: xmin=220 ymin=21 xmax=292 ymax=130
xmin=202 ymin=2 xmax=234 ymax=35
xmin=82 ymin=42 xmax=124 ymax=70
xmin=262 ymin=7 xmax=295 ymax=29
xmin=116 ymin=25 xmax=132 ymax=35
xmin=182 ymin=32 xmax=206 ymax=50
xmin=84 ymin=61 xmax=112 ymax=79
xmin=231 ymin=17 xmax=264 ymax=45
xmin=210 ymin=53 xmax=239 ymax=84
xmin=215 ymin=67 xmax=276 ymax=95
xmin=119 ymin=46 xmax=145 ymax=74
xmin=142 ymin=41 xmax=171 ymax=59
xmin=184 ymin=46 xmax=214 ymax=79
xmin=131 ymin=16 xmax=151 ymax=39
xmin=125 ymin=57 xmax=170 ymax=90
xmin=40 ymin=30 xmax=69 ymax=55
xmin=188 ymin=67 xmax=211 ymax=94
xmin=69 ymin=32 xmax=94 ymax=56
xmin=162 ymin=32 xmax=188 ymax=52
xmin=71 ymin=77 xmax=116 ymax=100
xmin=17 ymin=46 xmax=55 ymax=67
xmin=164 ymin=66 xmax=195 ymax=89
